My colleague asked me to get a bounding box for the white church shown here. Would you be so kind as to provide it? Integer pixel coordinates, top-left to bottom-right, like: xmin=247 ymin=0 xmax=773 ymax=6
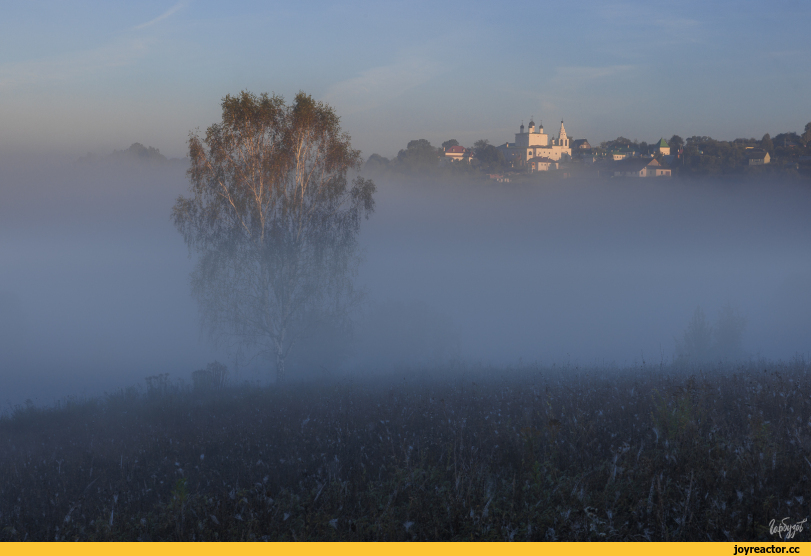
xmin=498 ymin=119 xmax=571 ymax=172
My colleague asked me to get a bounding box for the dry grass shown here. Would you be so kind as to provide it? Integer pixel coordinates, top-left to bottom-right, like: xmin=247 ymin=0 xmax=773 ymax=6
xmin=1 ymin=360 xmax=809 ymax=541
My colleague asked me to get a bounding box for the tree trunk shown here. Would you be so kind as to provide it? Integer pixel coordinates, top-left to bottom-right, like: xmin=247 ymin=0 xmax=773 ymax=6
xmin=276 ymin=353 xmax=285 ymax=383
xmin=275 ymin=336 xmax=286 ymax=383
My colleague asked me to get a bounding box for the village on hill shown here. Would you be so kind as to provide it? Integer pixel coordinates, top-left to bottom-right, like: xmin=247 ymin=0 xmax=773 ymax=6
xmin=365 ymin=119 xmax=811 ymax=182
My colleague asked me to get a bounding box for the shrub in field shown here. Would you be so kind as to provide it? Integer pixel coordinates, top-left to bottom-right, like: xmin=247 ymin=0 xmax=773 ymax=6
xmin=675 ymin=305 xmax=746 ymax=364
xmin=191 ymin=361 xmax=228 ymax=393
xmin=144 ymin=373 xmax=171 ymax=397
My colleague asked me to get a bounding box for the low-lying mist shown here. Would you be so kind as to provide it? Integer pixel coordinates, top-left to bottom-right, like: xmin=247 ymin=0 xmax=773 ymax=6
xmin=356 ymin=176 xmax=811 ymax=370
xmin=1 ymin=154 xmax=809 ymax=407
xmin=0 ymin=154 xmax=220 ymax=407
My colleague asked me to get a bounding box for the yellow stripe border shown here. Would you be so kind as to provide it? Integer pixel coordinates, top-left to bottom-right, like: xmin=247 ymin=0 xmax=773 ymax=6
xmin=6 ymin=542 xmax=810 ymax=556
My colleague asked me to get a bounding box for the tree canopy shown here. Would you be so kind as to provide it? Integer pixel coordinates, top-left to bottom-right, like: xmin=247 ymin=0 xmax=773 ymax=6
xmin=761 ymin=133 xmax=774 ymax=154
xmin=600 ymin=137 xmax=638 ymax=151
xmin=172 ymin=91 xmax=375 ymax=382
xmin=395 ymin=139 xmax=441 ymax=173
xmin=473 ymin=139 xmax=506 ymax=172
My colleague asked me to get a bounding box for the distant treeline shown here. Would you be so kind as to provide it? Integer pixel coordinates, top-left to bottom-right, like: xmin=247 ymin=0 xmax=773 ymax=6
xmin=365 ymin=138 xmax=508 ymax=178
xmin=366 ymin=122 xmax=811 ymax=180
xmin=601 ymin=123 xmax=811 ymax=178
xmin=77 ymin=143 xmax=187 ymax=165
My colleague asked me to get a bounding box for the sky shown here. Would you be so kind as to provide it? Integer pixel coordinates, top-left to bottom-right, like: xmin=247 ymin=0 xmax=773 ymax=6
xmin=1 ymin=1 xmax=810 ymax=159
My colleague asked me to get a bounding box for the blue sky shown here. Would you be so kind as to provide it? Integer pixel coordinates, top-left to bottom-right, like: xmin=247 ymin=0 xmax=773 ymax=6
xmin=2 ymin=0 xmax=809 ymax=158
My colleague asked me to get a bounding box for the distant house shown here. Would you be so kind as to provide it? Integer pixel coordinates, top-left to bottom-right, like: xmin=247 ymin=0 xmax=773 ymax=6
xmin=610 ymin=147 xmax=637 ymax=161
xmin=611 ymin=157 xmax=671 ymax=177
xmin=654 ymin=138 xmax=670 ymax=156
xmin=746 ymin=149 xmax=770 ymax=165
xmin=648 ymin=160 xmax=672 ymax=177
xmin=527 ymin=156 xmax=559 ymax=172
xmin=444 ymin=145 xmax=471 ymax=163
xmin=571 ymin=139 xmax=591 ymax=150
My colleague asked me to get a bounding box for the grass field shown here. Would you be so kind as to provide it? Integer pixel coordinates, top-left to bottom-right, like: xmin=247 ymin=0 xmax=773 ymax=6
xmin=1 ymin=360 xmax=809 ymax=541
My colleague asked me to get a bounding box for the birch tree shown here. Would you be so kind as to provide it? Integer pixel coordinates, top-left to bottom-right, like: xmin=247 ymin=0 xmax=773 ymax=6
xmin=173 ymin=91 xmax=375 ymax=382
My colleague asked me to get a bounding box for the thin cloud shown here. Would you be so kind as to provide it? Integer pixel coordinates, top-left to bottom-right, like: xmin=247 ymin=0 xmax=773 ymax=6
xmin=323 ymin=57 xmax=441 ymax=115
xmin=135 ymin=1 xmax=188 ymax=30
xmin=0 ymin=3 xmax=185 ymax=92
xmin=0 ymin=37 xmax=153 ymax=92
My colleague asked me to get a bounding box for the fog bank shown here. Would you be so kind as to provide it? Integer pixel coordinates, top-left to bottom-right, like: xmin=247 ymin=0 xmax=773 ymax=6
xmin=354 ymin=176 xmax=811 ymax=369
xmin=1 ymin=155 xmax=809 ymax=406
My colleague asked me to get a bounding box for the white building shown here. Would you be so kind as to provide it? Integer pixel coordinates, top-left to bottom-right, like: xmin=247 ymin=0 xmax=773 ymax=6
xmin=498 ymin=119 xmax=572 ymax=171
xmin=443 ymin=145 xmax=471 ymax=163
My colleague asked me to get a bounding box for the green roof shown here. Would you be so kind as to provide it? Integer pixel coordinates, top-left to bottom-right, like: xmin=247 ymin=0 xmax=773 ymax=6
xmin=657 ymin=138 xmax=669 ymax=147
